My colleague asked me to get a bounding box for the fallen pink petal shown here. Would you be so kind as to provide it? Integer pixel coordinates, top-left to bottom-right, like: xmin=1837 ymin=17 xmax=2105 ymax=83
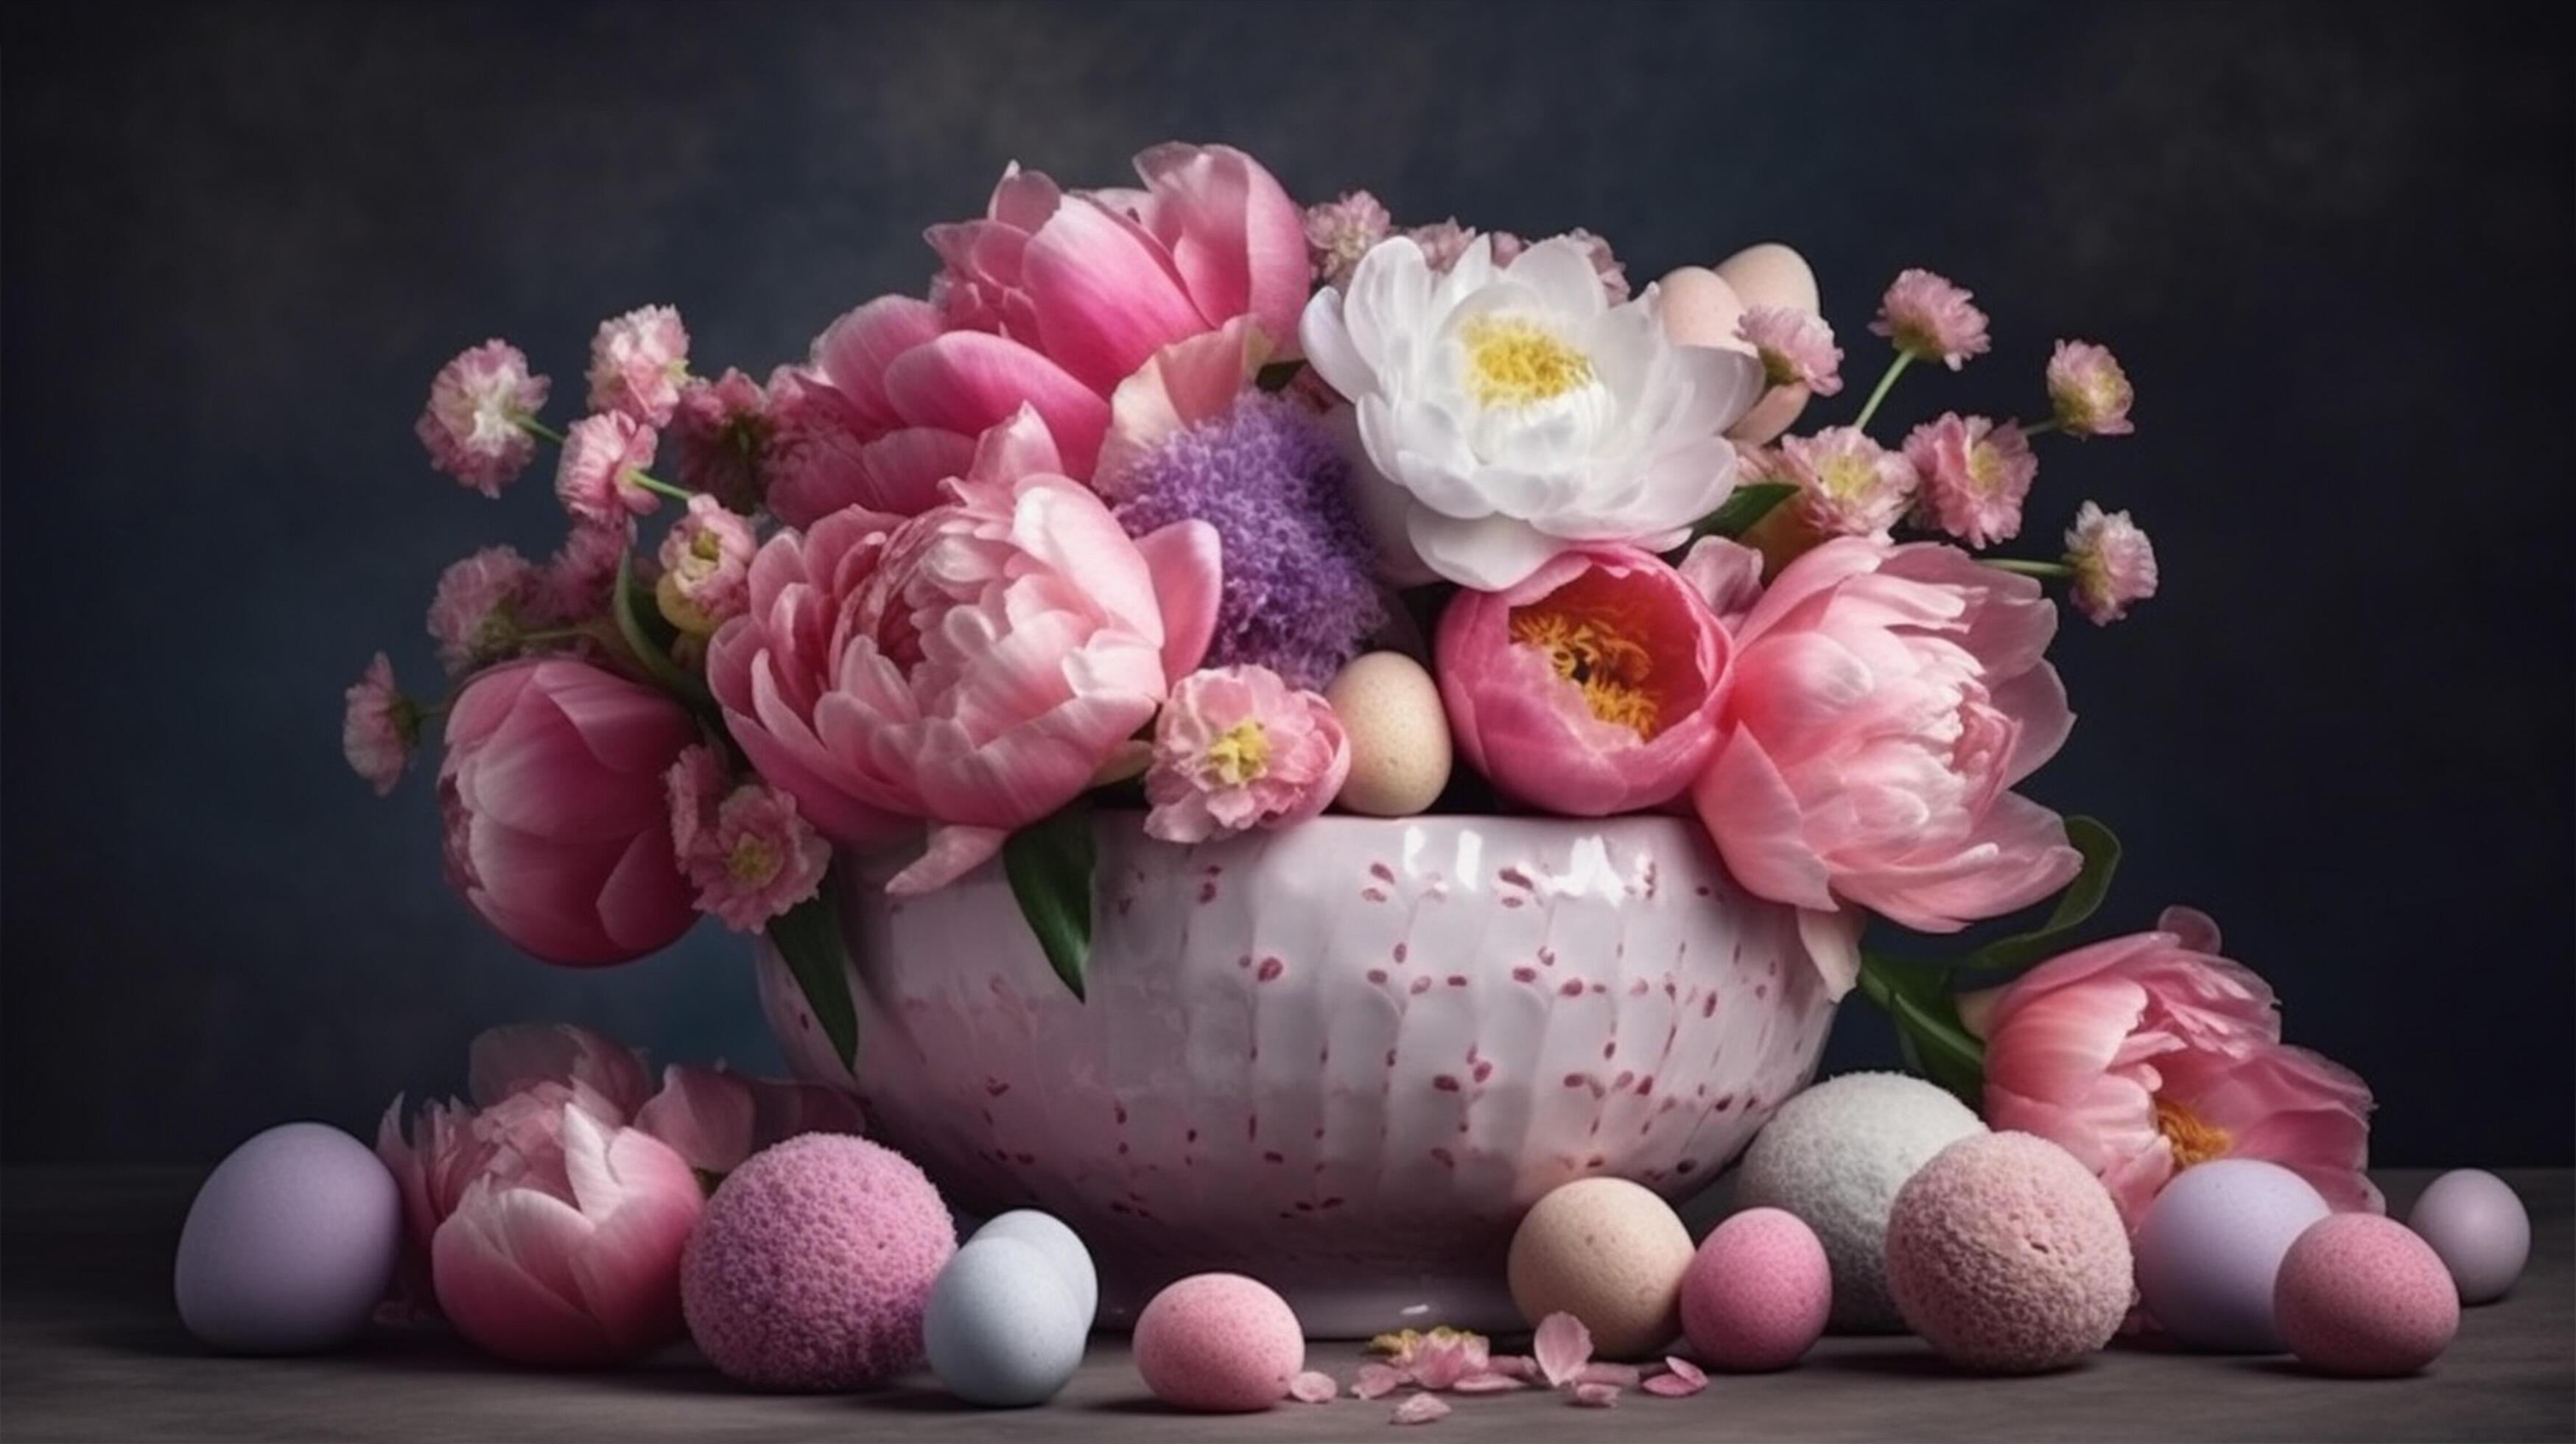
xmin=1390 ymin=1393 xmax=1453 ymax=1426
xmin=1352 ymin=1362 xmax=1408 ymax=1400
xmin=1578 ymin=1361 xmax=1643 ymax=1388
xmin=1290 ymin=1370 xmax=1338 ymax=1403
xmin=1571 ymin=1381 xmax=1622 ymax=1408
xmin=1533 ymin=1311 xmax=1593 ymax=1388
xmin=1484 ymin=1354 xmax=1540 ymax=1381
xmin=1451 ymin=1372 xmax=1529 ymax=1393
xmin=1642 ymin=1357 xmax=1709 ymax=1398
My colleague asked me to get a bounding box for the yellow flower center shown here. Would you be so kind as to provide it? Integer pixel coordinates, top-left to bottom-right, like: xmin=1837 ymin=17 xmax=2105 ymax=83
xmin=1205 ymin=719 xmax=1271 ymax=786
xmin=1509 ymin=602 xmax=1663 ymax=738
xmin=2155 ymin=1096 xmax=2233 ymax=1171
xmin=726 ymin=835 xmax=779 ymax=886
xmin=1967 ymin=440 xmax=2010 ymax=495
xmin=1818 ymin=450 xmax=1881 ymax=502
xmin=1460 ymin=316 xmax=1593 ymax=408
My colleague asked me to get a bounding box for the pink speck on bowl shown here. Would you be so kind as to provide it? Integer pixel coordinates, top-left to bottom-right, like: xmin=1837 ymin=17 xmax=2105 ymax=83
xmin=1133 ymin=1273 xmax=1305 ymax=1412
xmin=2275 ymin=1214 xmax=2459 ymax=1377
xmin=1680 ymin=1208 xmax=1829 ymax=1371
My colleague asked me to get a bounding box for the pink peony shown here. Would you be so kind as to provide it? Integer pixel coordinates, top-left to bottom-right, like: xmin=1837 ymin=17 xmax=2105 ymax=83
xmin=427 ymin=545 xmax=542 ymax=675
xmin=655 ymin=493 xmax=757 ymax=635
xmin=1304 ymin=189 xmax=1392 ymax=289
xmin=586 ymin=304 xmax=691 ymax=428
xmin=342 ymin=652 xmax=416 ymax=796
xmin=707 ymin=408 xmax=1221 ymax=894
xmin=417 ymin=340 xmax=550 ymax=496
xmin=1981 ymin=908 xmax=2380 ymax=1227
xmin=1870 ymin=269 xmax=1991 ymax=370
xmin=2047 ymin=340 xmax=2135 ymax=437
xmin=671 ymin=775 xmax=831 ymax=933
xmin=668 ymin=367 xmax=770 ymax=508
xmin=2065 ymin=500 xmax=2159 ymax=625
xmin=1905 ymin=413 xmax=2036 ymax=548
xmin=1738 ymin=306 xmax=1844 ymax=396
xmin=438 ymin=658 xmax=700 ymax=965
xmin=1143 ymin=665 xmax=1350 ymax=844
xmin=1437 ymin=545 xmax=1733 ymax=816
xmin=631 ymin=1062 xmax=866 ymax=1177
xmin=555 ymin=412 xmax=661 ymax=525
xmin=1691 ymin=538 xmax=2081 ymax=997
xmin=1777 ymin=425 xmax=1917 ymax=539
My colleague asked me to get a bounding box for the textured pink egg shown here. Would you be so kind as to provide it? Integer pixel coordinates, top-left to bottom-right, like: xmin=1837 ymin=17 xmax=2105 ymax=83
xmin=2275 ymin=1214 xmax=2459 ymax=1377
xmin=681 ymin=1135 xmax=956 ymax=1390
xmin=1680 ymin=1208 xmax=1829 ymax=1371
xmin=1884 ymin=1132 xmax=2132 ymax=1373
xmin=1132 ymin=1273 xmax=1305 ymax=1412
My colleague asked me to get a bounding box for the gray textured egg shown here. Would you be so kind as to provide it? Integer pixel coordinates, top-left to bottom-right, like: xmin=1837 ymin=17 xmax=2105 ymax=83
xmin=2408 ymin=1169 xmax=2530 ymax=1305
xmin=972 ymin=1210 xmax=1097 ymax=1328
xmin=924 ymin=1237 xmax=1087 ymax=1406
xmin=175 ymin=1122 xmax=401 ymax=1353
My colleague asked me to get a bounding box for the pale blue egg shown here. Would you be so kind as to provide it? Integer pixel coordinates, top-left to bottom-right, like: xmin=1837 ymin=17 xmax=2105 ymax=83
xmin=924 ymin=1237 xmax=1087 ymax=1406
xmin=174 ymin=1123 xmax=401 ymax=1354
xmin=2409 ymin=1169 xmax=2530 ymax=1305
xmin=2134 ymin=1159 xmax=2328 ymax=1352
xmin=972 ymin=1210 xmax=1097 ymax=1329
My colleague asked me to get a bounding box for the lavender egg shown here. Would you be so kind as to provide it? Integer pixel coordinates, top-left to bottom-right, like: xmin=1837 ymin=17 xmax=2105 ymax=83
xmin=175 ymin=1122 xmax=401 ymax=1353
xmin=2134 ymin=1160 xmax=2328 ymax=1352
xmin=2408 ymin=1169 xmax=2530 ymax=1305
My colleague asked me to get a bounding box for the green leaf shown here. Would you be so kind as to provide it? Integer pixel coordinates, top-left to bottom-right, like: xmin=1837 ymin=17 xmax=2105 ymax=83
xmin=1859 ymin=954 xmax=1986 ymax=1107
xmin=611 ymin=552 xmax=717 ymax=711
xmin=1690 ymin=483 xmax=1797 ymax=542
xmin=1947 ymin=816 xmax=2121 ymax=972
xmin=1003 ymin=798 xmax=1097 ymax=1001
xmin=767 ymin=889 xmax=859 ymax=1072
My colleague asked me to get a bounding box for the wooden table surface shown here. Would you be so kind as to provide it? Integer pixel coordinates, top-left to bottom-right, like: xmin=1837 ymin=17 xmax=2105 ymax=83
xmin=3 ymin=1166 xmax=2567 ymax=1442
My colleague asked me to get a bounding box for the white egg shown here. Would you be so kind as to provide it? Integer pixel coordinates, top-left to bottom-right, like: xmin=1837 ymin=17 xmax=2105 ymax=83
xmin=972 ymin=1210 xmax=1098 ymax=1329
xmin=1325 ymin=652 xmax=1450 ymax=816
xmin=924 ymin=1237 xmax=1088 ymax=1406
xmin=1713 ymin=242 xmax=1821 ymax=315
xmin=174 ymin=1122 xmax=401 ymax=1354
xmin=1654 ymin=267 xmax=1752 ymax=354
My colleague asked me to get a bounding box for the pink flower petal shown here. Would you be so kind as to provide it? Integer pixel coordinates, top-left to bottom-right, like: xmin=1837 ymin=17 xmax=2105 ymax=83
xmin=1290 ymin=1371 xmax=1338 ymax=1403
xmin=1533 ymin=1311 xmax=1593 ymax=1389
xmin=1641 ymin=1356 xmax=1708 ymax=1398
xmin=1390 ymin=1393 xmax=1453 ymax=1426
xmin=1352 ymin=1363 xmax=1407 ymax=1400
xmin=1452 ymin=1373 xmax=1528 ymax=1394
xmin=1484 ymin=1354 xmax=1539 ymax=1380
xmin=1576 ymin=1362 xmax=1642 ymax=1388
xmin=1570 ymin=1381 xmax=1621 ymax=1408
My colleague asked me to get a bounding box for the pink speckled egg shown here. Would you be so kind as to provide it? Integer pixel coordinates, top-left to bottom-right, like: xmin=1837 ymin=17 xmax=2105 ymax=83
xmin=2275 ymin=1214 xmax=2459 ymax=1377
xmin=1884 ymin=1132 xmax=2132 ymax=1373
xmin=1132 ymin=1273 xmax=1304 ymax=1412
xmin=1680 ymin=1208 xmax=1829 ymax=1371
xmin=681 ymin=1135 xmax=956 ymax=1391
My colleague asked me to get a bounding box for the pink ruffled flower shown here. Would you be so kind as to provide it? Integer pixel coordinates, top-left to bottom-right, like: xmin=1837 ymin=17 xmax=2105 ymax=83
xmin=417 ymin=340 xmax=550 ymax=497
xmin=427 ymin=545 xmax=541 ymax=675
xmin=540 ymin=519 xmax=633 ymax=624
xmin=1871 ymin=268 xmax=1991 ymax=370
xmin=1904 ymin=413 xmax=2036 ymax=548
xmin=2047 ymin=340 xmax=2135 ymax=438
xmin=1738 ymin=306 xmax=1844 ymax=396
xmin=1144 ymin=665 xmax=1350 ymax=845
xmin=438 ymin=659 xmax=699 ymax=965
xmin=342 ymin=652 xmax=416 ymax=796
xmin=555 ymin=412 xmax=661 ymax=525
xmin=1776 ymin=426 xmax=1917 ymax=539
xmin=707 ymin=409 xmax=1221 ymax=894
xmin=630 ymin=1062 xmax=865 ymax=1176
xmin=1691 ymin=538 xmax=2081 ymax=998
xmin=669 ymin=367 xmax=770 ymax=508
xmin=1405 ymin=219 xmax=1478 ymax=272
xmin=757 ymin=362 xmax=885 ymax=528
xmin=2064 ymin=501 xmax=2159 ymax=625
xmin=655 ymin=494 xmax=757 ymax=636
xmin=1304 ymin=190 xmax=1391 ymax=289
xmin=1437 ymin=545 xmax=1733 ymax=816
xmin=586 ymin=305 xmax=690 ymax=427
xmin=1555 ymin=227 xmax=1631 ymax=301
xmin=671 ymin=775 xmax=831 ymax=933
xmin=1982 ymin=908 xmax=2381 ymax=1227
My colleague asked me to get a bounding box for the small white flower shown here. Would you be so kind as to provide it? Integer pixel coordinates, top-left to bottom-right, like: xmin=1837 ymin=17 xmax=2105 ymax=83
xmin=1299 ymin=235 xmax=1763 ymax=589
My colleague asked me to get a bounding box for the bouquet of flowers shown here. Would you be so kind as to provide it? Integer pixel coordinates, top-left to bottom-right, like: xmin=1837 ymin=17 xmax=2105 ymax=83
xmin=348 ymin=140 xmax=2369 ymax=1221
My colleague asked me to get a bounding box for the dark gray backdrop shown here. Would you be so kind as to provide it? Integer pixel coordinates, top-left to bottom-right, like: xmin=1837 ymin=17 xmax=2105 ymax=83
xmin=4 ymin=1 xmax=2569 ymax=1166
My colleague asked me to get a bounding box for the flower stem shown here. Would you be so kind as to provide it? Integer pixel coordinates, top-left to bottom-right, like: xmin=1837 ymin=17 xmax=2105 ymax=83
xmin=514 ymin=415 xmax=566 ymax=445
xmin=1851 ymin=351 xmax=1915 ymax=433
xmin=629 ymin=471 xmax=693 ymax=504
xmin=2020 ymin=417 xmax=2061 ymax=438
xmin=1984 ymin=558 xmax=2072 ymax=578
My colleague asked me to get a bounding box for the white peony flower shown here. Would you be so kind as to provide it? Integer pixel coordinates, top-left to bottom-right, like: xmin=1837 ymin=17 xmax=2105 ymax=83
xmin=1299 ymin=234 xmax=1763 ymax=589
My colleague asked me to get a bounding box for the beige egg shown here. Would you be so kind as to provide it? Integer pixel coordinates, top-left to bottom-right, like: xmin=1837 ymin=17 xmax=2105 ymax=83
xmin=1713 ymin=242 xmax=1821 ymax=315
xmin=1654 ymin=267 xmax=1752 ymax=355
xmin=1507 ymin=1178 xmax=1696 ymax=1358
xmin=1324 ymin=652 xmax=1450 ymax=817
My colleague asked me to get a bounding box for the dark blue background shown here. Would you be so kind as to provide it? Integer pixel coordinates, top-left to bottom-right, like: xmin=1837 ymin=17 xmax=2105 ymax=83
xmin=4 ymin=1 xmax=2568 ymax=1164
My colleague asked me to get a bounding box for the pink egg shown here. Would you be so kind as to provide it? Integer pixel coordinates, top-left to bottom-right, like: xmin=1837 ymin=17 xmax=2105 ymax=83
xmin=1680 ymin=1208 xmax=1829 ymax=1371
xmin=1133 ymin=1273 xmax=1304 ymax=1412
xmin=2275 ymin=1214 xmax=2459 ymax=1377
xmin=1884 ymin=1132 xmax=2132 ymax=1373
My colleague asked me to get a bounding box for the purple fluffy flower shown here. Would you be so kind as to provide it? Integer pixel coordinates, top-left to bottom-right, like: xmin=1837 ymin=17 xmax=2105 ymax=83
xmin=1111 ymin=394 xmax=1385 ymax=690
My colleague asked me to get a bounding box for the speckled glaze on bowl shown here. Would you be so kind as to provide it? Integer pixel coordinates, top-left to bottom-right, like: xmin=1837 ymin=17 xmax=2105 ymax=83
xmin=757 ymin=813 xmax=1833 ymax=1336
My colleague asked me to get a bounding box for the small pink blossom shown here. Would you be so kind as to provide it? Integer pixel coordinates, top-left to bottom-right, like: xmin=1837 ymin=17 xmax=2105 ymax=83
xmin=1305 ymin=191 xmax=1393 ymax=289
xmin=343 ymin=652 xmax=416 ymax=796
xmin=1777 ymin=426 xmax=1917 ymax=539
xmin=1486 ymin=229 xmax=1529 ymax=267
xmin=2065 ymin=500 xmax=2159 ymax=625
xmin=675 ymin=777 xmax=829 ymax=933
xmin=1289 ymin=1371 xmax=1338 ymax=1404
xmin=1532 ymin=1311 xmax=1593 ymax=1389
xmin=1405 ymin=1328 xmax=1491 ymax=1389
xmin=1871 ymin=268 xmax=1991 ymax=370
xmin=1570 ymin=1382 xmax=1621 ymax=1408
xmin=1144 ymin=666 xmax=1350 ymax=844
xmin=1390 ymin=1393 xmax=1452 ymax=1425
xmin=655 ymin=494 xmax=757 ymax=636
xmin=541 ymin=519 xmax=633 ymax=623
xmin=668 ymin=367 xmax=769 ymax=510
xmin=755 ymin=364 xmax=875 ymax=530
xmin=586 ymin=305 xmax=691 ymax=427
xmin=427 ymin=545 xmax=541 ymax=675
xmin=665 ymin=744 xmax=729 ymax=861
xmin=417 ymin=340 xmax=550 ymax=497
xmin=1738 ymin=306 xmax=1844 ymax=396
xmin=1406 ymin=220 xmax=1479 ymax=272
xmin=1352 ymin=1362 xmax=1407 ymax=1400
xmin=555 ymin=412 xmax=661 ymax=525
xmin=1904 ymin=413 xmax=2035 ymax=548
xmin=2048 ymin=339 xmax=2135 ymax=437
xmin=1640 ymin=1357 xmax=1708 ymax=1398
xmin=1555 ymin=228 xmax=1630 ymax=301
